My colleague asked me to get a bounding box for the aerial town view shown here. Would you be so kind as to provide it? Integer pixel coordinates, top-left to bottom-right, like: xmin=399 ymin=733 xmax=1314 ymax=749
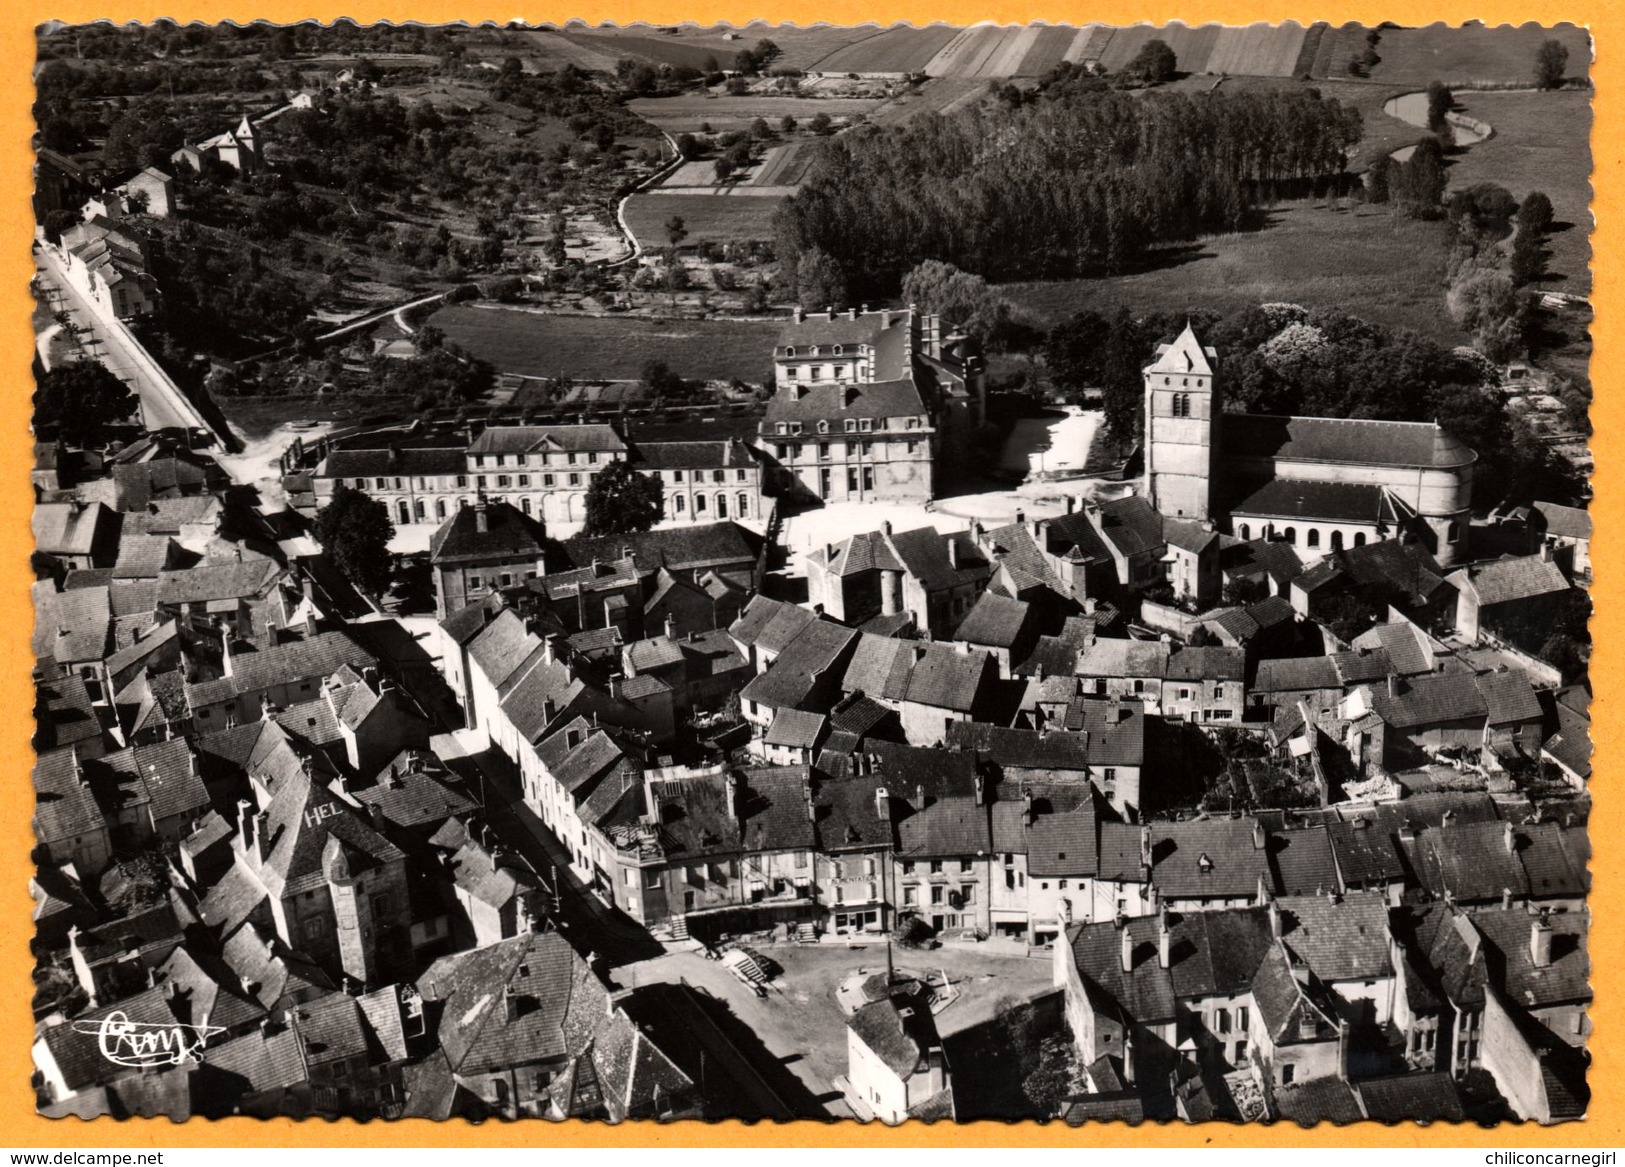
xmin=28 ymin=18 xmax=1591 ymax=1126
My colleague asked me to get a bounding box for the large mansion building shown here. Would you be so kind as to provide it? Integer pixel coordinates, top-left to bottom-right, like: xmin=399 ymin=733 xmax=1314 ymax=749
xmin=313 ymin=425 xmax=764 ymax=529
xmin=1144 ymin=325 xmax=1476 ymax=566
xmin=759 ymin=306 xmax=985 ymax=505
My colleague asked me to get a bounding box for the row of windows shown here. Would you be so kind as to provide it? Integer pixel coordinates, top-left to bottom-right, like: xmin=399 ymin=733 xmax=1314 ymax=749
xmin=776 ymin=441 xmax=922 ymax=462
xmin=1169 ymin=393 xmax=1194 ymax=418
xmin=353 ymin=471 xmax=589 ymax=492
xmin=465 ymin=569 xmax=539 ymax=592
xmin=902 ymin=883 xmax=976 ymax=906
xmin=655 ymin=468 xmax=751 ymax=484
xmin=472 ymin=451 xmax=599 ymax=468
xmin=773 ymin=417 xmax=923 ymax=436
xmin=783 ymin=343 xmax=867 ymax=358
xmin=782 ymin=364 xmax=856 ymax=382
xmin=670 ymin=492 xmax=751 ymax=518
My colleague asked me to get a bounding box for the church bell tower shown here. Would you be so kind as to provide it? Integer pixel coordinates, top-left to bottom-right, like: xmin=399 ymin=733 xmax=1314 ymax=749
xmin=1143 ymin=323 xmax=1220 ymax=522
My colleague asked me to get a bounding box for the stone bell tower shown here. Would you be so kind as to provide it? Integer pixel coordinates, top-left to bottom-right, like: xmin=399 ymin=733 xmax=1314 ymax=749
xmin=1143 ymin=323 xmax=1221 ymax=522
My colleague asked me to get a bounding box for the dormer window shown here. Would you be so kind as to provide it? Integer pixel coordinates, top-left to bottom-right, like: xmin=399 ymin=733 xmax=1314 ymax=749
xmin=833 ymin=344 xmax=844 ymax=355
xmin=785 ymin=346 xmax=796 ymax=357
xmin=844 ymin=419 xmax=856 ymax=433
xmin=776 ymin=423 xmax=788 ymax=435
xmin=817 ymin=420 xmax=829 ymax=434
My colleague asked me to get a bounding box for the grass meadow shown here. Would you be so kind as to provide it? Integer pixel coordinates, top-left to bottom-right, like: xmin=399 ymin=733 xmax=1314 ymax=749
xmin=427 ymin=305 xmax=783 ymax=382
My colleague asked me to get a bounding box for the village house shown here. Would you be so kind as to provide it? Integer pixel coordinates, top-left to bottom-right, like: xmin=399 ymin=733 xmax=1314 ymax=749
xmin=55 ymin=216 xmax=160 ymax=321
xmin=843 ymin=985 xmax=952 ymax=1124
xmin=428 ymin=498 xmax=549 ymax=618
xmin=804 ymin=523 xmax=991 ymax=637
xmin=1528 ymin=500 xmax=1591 ymax=582
xmin=1447 ymin=548 xmax=1574 ymax=644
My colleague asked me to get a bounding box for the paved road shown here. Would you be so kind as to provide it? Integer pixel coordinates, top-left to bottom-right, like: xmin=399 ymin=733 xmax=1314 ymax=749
xmin=34 ymin=247 xmax=215 ymax=436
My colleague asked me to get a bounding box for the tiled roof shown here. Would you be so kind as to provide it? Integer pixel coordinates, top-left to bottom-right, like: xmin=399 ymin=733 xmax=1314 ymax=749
xmin=728 ymin=595 xmax=812 ymax=653
xmin=1275 ymin=894 xmax=1391 ymax=982
xmin=764 ymin=708 xmax=827 ymax=750
xmin=649 ymin=772 xmax=740 ymax=859
xmin=1067 ymin=906 xmax=1275 ymax=1021
xmin=421 ymin=931 xmax=593 ymax=1074
xmin=812 ymin=774 xmax=892 ymax=851
xmin=954 ymin=592 xmax=1032 ymax=650
xmin=155 ymin=559 xmax=281 ymax=605
xmin=467 ymin=423 xmax=625 ymax=455
xmin=1228 ymin=478 xmax=1393 ymax=524
xmin=1475 ymin=669 xmax=1544 ymax=725
xmin=1222 ymin=413 xmax=1475 ymax=470
xmin=428 ymin=501 xmax=548 ymax=563
xmin=847 ymin=990 xmax=936 ymax=1079
xmin=1027 ymin=805 xmax=1099 ymax=877
xmin=32 ymin=748 xmax=107 ymax=848
xmin=739 ymin=766 xmax=815 ymax=852
xmin=741 ymin=620 xmax=858 ymax=710
xmin=324 ymin=444 xmax=466 ymax=478
xmin=1267 ymin=827 xmax=1341 ymax=897
xmin=1077 ymin=638 xmax=1169 ymax=679
xmin=1272 ymin=1077 xmax=1364 ymax=1126
xmin=33 ymin=501 xmax=115 ymax=556
xmin=1163 ymin=516 xmax=1219 ymax=555
xmin=840 ymin=633 xmax=915 ymax=703
xmin=1532 ymin=500 xmax=1591 ymax=541
xmin=1250 ymin=943 xmax=1340 ymax=1045
xmin=566 ymin=521 xmax=759 ymax=575
xmin=890 ymin=526 xmax=990 ymax=591
xmin=112 ymin=534 xmax=179 ymax=580
xmin=1369 ymin=673 xmax=1488 ymax=729
xmin=1472 ymin=907 xmax=1590 ymax=1008
xmin=1166 ymin=645 xmax=1244 ymax=681
xmin=1326 ymin=817 xmax=1406 ymax=886
xmin=1451 ymin=553 xmax=1572 ymax=607
xmin=632 ymin=438 xmax=754 ymax=471
xmin=1254 ymin=656 xmax=1340 ymax=693
xmin=1356 ymin=1073 xmax=1465 ymax=1124
xmin=1542 ymin=701 xmax=1591 ymax=779
xmin=1094 ymin=495 xmax=1164 ymax=558
xmin=1351 ymin=621 xmax=1436 ymax=676
xmin=763 ymin=378 xmax=928 ymax=425
xmin=186 ymin=631 xmax=374 ymax=707
xmin=903 ymin=645 xmax=992 ymax=712
xmin=32 ymin=582 xmax=112 ymax=663
xmin=1150 ymin=819 xmax=1268 ymax=899
xmin=812 ymin=528 xmax=903 ymax=576
xmin=896 ymin=795 xmax=990 ymax=857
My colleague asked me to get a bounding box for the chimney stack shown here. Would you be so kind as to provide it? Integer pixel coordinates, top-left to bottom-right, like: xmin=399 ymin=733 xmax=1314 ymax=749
xmin=1337 ymin=1020 xmax=1352 ymax=1082
xmin=238 ymin=798 xmax=255 ymax=851
xmin=1504 ymin=820 xmax=1516 ymax=854
xmin=947 ymin=538 xmax=958 ymax=569
xmin=1540 ymin=541 xmax=1553 ymax=563
xmin=1252 ymin=820 xmax=1267 ymax=850
xmin=1531 ymin=914 xmax=1554 ymax=968
xmin=1119 ymin=916 xmax=1133 ymax=973
xmin=254 ymin=812 xmax=272 ymax=862
xmin=793 ymin=306 xmax=804 ymax=324
xmin=1387 ymin=673 xmax=1400 ymax=698
xmin=475 ymin=498 xmax=489 ymax=534
xmin=1157 ymin=905 xmax=1171 ymax=969
xmin=874 ymin=785 xmax=889 ymax=823
xmin=664 ymin=613 xmax=676 ymax=641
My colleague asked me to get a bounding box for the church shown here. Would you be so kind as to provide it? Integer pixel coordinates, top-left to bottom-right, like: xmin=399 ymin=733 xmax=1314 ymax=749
xmin=1142 ymin=325 xmax=1476 ymax=567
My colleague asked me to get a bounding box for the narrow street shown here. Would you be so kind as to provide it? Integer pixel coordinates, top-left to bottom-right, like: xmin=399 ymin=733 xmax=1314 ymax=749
xmin=33 ymin=244 xmax=218 ymax=438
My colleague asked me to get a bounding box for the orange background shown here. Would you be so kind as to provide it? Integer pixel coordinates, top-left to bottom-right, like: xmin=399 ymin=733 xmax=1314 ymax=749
xmin=1 ymin=1 xmax=1614 ymax=1147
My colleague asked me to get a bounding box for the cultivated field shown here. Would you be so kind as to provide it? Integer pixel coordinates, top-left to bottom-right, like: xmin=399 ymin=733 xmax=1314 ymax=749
xmin=1440 ymin=88 xmax=1594 ymax=293
xmin=809 ymin=24 xmax=962 ymax=75
xmin=1000 ymin=203 xmax=1463 ymax=345
xmin=550 ymin=22 xmax=881 ymax=72
xmin=751 ymin=141 xmax=817 ymax=186
xmin=427 ymin=305 xmax=783 ymax=381
xmin=869 ymin=77 xmax=990 ymax=125
xmin=629 ymin=93 xmax=883 ymax=133
xmin=623 ymin=191 xmax=787 ymax=245
xmin=1081 ymin=22 xmax=1313 ymax=78
xmin=1310 ymin=22 xmax=1591 ymax=85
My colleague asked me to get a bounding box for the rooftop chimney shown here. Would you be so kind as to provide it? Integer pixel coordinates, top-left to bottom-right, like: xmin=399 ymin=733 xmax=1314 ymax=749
xmin=664 ymin=613 xmax=676 ymax=641
xmin=1531 ymin=914 xmax=1554 ymax=968
xmin=254 ymin=812 xmax=272 ymax=862
xmin=1540 ymin=541 xmax=1554 ymax=563
xmin=1387 ymin=673 xmax=1400 ymax=698
xmin=1252 ymin=820 xmax=1267 ymax=850
xmin=475 ymin=499 xmax=489 ymax=534
xmin=1157 ymin=905 xmax=1171 ymax=969
xmin=793 ymin=306 xmax=804 ymax=324
xmin=874 ymin=785 xmax=889 ymax=823
xmin=237 ymin=798 xmax=255 ymax=851
xmin=947 ymin=538 xmax=958 ymax=569
xmin=1504 ymin=820 xmax=1516 ymax=854
xmin=1119 ymin=917 xmax=1133 ymax=973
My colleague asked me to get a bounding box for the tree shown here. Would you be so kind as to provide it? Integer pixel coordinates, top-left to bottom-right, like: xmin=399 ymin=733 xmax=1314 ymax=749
xmin=900 ymin=259 xmax=1013 ymax=347
xmin=779 ymin=114 xmax=797 ymax=133
xmin=1518 ymin=191 xmax=1555 ymax=238
xmin=1535 ymin=38 xmax=1569 ymax=89
xmin=665 ymin=214 xmax=688 ymax=249
xmin=313 ymin=484 xmax=395 ymax=597
xmin=1447 ymin=268 xmax=1524 ymax=361
xmin=794 ymin=247 xmax=848 ymax=312
xmin=582 ymin=458 xmax=663 ymax=537
xmin=640 ymin=359 xmax=687 ymax=398
xmin=33 ymin=360 xmax=138 ymax=446
xmin=1425 ymin=81 xmax=1454 ymax=134
xmin=809 ymin=111 xmax=833 ymax=135
xmin=1124 ymin=38 xmax=1178 ymax=84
